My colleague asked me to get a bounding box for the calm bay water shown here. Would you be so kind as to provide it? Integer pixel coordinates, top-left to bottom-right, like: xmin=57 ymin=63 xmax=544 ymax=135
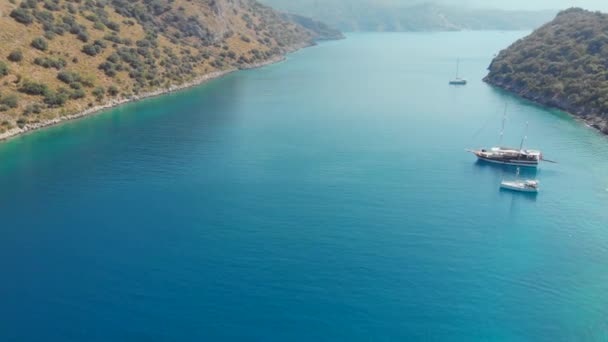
xmin=1 ymin=32 xmax=608 ymax=341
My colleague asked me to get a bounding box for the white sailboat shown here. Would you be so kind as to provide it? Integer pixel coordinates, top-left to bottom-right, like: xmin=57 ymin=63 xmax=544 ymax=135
xmin=500 ymin=167 xmax=539 ymax=193
xmin=449 ymin=58 xmax=467 ymax=85
xmin=467 ymin=105 xmax=548 ymax=168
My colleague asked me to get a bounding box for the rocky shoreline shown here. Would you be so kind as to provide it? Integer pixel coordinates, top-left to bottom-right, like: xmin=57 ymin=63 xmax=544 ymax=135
xmin=483 ymin=77 xmax=608 ymax=136
xmin=0 ymin=52 xmax=296 ymax=142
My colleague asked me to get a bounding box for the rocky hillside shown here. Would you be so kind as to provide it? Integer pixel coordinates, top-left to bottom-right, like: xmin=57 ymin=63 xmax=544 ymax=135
xmin=485 ymin=8 xmax=608 ymax=134
xmin=0 ymin=0 xmax=341 ymax=135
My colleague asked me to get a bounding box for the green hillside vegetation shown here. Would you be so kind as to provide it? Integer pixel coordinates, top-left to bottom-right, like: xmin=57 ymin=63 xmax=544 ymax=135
xmin=485 ymin=8 xmax=608 ymax=134
xmin=0 ymin=0 xmax=340 ymax=134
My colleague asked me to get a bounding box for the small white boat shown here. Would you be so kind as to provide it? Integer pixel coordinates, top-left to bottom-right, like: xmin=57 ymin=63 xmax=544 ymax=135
xmin=500 ymin=167 xmax=539 ymax=193
xmin=449 ymin=58 xmax=467 ymax=85
xmin=449 ymin=78 xmax=467 ymax=85
xmin=500 ymin=179 xmax=539 ymax=193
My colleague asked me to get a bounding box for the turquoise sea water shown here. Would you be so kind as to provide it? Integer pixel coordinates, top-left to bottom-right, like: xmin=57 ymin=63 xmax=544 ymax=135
xmin=1 ymin=32 xmax=608 ymax=341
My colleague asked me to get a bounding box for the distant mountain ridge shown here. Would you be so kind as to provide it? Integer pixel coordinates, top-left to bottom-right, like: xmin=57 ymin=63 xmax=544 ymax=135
xmin=260 ymin=1 xmax=556 ymax=32
xmin=281 ymin=13 xmax=345 ymax=41
xmin=485 ymin=8 xmax=608 ymax=134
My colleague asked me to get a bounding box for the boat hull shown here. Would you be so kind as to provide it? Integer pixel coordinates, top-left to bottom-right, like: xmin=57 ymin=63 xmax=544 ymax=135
xmin=449 ymin=80 xmax=467 ymax=85
xmin=500 ymin=182 xmax=539 ymax=193
xmin=476 ymin=155 xmax=538 ymax=168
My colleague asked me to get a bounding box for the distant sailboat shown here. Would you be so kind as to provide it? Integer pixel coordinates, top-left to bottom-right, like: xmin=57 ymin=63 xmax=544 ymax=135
xmin=449 ymin=58 xmax=467 ymax=85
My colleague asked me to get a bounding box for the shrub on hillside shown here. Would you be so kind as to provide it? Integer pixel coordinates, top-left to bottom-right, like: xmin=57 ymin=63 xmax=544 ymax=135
xmin=0 ymin=94 xmax=19 ymax=108
xmin=10 ymin=8 xmax=34 ymax=25
xmin=77 ymin=31 xmax=90 ymax=43
xmin=108 ymin=85 xmax=119 ymax=96
xmin=93 ymin=21 xmax=105 ymax=31
xmin=31 ymin=37 xmax=49 ymax=51
xmin=23 ymin=103 xmax=43 ymax=115
xmin=98 ymin=62 xmax=117 ymax=77
xmin=107 ymin=53 xmax=120 ymax=64
xmin=80 ymin=74 xmax=96 ymax=87
xmin=43 ymin=0 xmax=60 ymax=11
xmin=61 ymin=14 xmax=75 ymax=25
xmin=104 ymin=34 xmax=122 ymax=45
xmin=44 ymin=88 xmax=69 ymax=107
xmin=92 ymin=86 xmax=105 ymax=100
xmin=0 ymin=61 xmax=8 ymax=77
xmin=70 ymin=88 xmax=86 ymax=99
xmin=105 ymin=21 xmax=120 ymax=32
xmin=82 ymin=44 xmax=102 ymax=56
xmin=33 ymin=9 xmax=54 ymax=24
xmin=44 ymin=31 xmax=56 ymax=41
xmin=15 ymin=117 xmax=27 ymax=128
xmin=19 ymin=0 xmax=39 ymax=9
xmin=8 ymin=50 xmax=24 ymax=62
xmin=82 ymin=40 xmax=106 ymax=57
xmin=94 ymin=40 xmax=107 ymax=49
xmin=16 ymin=118 xmax=27 ymax=128
xmin=34 ymin=57 xmax=67 ymax=70
xmin=69 ymin=23 xmax=86 ymax=35
xmin=84 ymin=14 xmax=98 ymax=22
xmin=57 ymin=71 xmax=92 ymax=89
xmin=19 ymin=80 xmax=49 ymax=96
xmin=53 ymin=25 xmax=65 ymax=35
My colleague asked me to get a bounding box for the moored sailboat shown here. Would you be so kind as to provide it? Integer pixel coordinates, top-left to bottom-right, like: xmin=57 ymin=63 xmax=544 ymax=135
xmin=449 ymin=58 xmax=467 ymax=85
xmin=500 ymin=179 xmax=539 ymax=193
xmin=467 ymin=105 xmax=550 ymax=168
xmin=500 ymin=167 xmax=539 ymax=193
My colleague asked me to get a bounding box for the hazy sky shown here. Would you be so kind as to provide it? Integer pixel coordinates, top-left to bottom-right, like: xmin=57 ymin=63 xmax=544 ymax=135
xmin=459 ymin=0 xmax=608 ymax=11
xmin=265 ymin=0 xmax=608 ymax=12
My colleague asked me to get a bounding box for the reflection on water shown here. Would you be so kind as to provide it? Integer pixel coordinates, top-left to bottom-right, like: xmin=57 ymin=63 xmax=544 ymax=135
xmin=502 ymin=188 xmax=538 ymax=214
xmin=471 ymin=159 xmax=539 ymax=204
xmin=472 ymin=159 xmax=539 ymax=178
xmin=499 ymin=186 xmax=538 ymax=201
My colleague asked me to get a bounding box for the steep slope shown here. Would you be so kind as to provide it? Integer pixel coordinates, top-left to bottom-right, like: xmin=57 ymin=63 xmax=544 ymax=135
xmin=485 ymin=8 xmax=608 ymax=134
xmin=260 ymin=0 xmax=555 ymax=32
xmin=0 ymin=0 xmax=340 ymax=137
xmin=281 ymin=13 xmax=344 ymax=41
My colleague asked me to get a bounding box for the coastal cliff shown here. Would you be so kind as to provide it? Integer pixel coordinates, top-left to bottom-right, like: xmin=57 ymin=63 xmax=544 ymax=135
xmin=0 ymin=0 xmax=341 ymax=140
xmin=484 ymin=8 xmax=608 ymax=134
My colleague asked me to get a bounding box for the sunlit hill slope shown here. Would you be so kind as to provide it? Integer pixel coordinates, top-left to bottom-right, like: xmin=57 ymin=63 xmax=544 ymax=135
xmin=0 ymin=0 xmax=341 ymax=134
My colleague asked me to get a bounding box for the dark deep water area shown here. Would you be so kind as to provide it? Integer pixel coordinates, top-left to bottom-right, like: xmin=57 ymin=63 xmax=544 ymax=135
xmin=1 ymin=32 xmax=607 ymax=341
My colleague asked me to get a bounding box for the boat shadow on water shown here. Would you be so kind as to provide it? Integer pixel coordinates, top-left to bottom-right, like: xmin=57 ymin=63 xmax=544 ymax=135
xmin=471 ymin=160 xmax=539 ymax=202
xmin=473 ymin=159 xmax=539 ymax=177
xmin=500 ymin=188 xmax=539 ymax=213
xmin=500 ymin=188 xmax=538 ymax=210
xmin=499 ymin=186 xmax=538 ymax=201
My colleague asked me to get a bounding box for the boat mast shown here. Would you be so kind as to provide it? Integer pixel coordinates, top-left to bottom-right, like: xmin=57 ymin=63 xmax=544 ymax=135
xmin=519 ymin=122 xmax=529 ymax=151
xmin=456 ymin=58 xmax=460 ymax=78
xmin=499 ymin=103 xmax=507 ymax=146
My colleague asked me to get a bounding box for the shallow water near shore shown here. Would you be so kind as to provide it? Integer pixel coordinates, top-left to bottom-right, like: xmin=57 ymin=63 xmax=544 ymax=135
xmin=1 ymin=32 xmax=608 ymax=341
